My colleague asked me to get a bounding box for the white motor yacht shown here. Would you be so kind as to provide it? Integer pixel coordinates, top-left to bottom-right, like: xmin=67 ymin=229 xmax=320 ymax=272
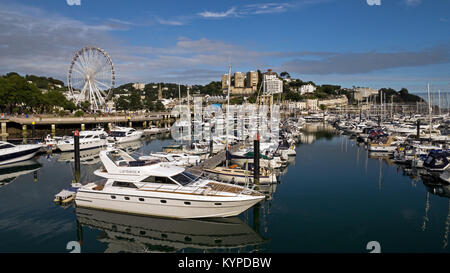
xmin=143 ymin=125 xmax=161 ymax=135
xmin=139 ymin=152 xmax=201 ymax=167
xmin=107 ymin=127 xmax=143 ymax=143
xmin=42 ymin=134 xmax=64 ymax=150
xmin=0 ymin=141 xmax=42 ymax=166
xmin=75 ymin=150 xmax=265 ymax=218
xmin=57 ymin=129 xmax=108 ymax=152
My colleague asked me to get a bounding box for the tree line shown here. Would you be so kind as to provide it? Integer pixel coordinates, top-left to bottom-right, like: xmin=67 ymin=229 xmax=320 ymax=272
xmin=0 ymin=72 xmax=76 ymax=114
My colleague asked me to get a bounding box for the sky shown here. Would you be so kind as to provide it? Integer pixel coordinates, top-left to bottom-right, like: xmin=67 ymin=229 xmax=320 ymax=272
xmin=0 ymin=0 xmax=449 ymax=93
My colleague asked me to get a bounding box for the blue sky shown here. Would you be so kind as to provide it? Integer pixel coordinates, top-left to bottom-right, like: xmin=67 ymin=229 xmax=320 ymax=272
xmin=0 ymin=0 xmax=449 ymax=93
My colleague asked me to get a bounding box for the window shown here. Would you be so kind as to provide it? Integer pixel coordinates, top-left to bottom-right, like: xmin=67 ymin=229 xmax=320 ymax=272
xmin=170 ymin=172 xmax=199 ymax=186
xmin=124 ymin=197 xmax=130 ymax=200
xmin=214 ymin=203 xmax=222 ymax=206
xmin=160 ymin=200 xmax=167 ymax=204
xmin=111 ymin=195 xmax=116 ymax=199
xmin=141 ymin=176 xmax=176 ymax=185
xmin=112 ymin=181 xmax=137 ymax=188
xmin=184 ymin=202 xmax=191 ymax=205
xmin=0 ymin=144 xmax=14 ymax=149
xmin=139 ymin=198 xmax=145 ymax=202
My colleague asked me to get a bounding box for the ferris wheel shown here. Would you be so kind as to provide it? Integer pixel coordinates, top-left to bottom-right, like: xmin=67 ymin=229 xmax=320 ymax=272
xmin=68 ymin=46 xmax=115 ymax=112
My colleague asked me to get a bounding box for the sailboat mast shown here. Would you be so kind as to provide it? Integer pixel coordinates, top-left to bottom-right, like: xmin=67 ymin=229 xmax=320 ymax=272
xmin=427 ymin=83 xmax=432 ymax=136
xmin=226 ymin=65 xmax=231 ymax=167
xmin=439 ymin=89 xmax=441 ymax=116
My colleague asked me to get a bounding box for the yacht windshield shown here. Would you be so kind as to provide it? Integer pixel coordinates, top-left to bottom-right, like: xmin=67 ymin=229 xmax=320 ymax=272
xmin=170 ymin=171 xmax=199 ymax=186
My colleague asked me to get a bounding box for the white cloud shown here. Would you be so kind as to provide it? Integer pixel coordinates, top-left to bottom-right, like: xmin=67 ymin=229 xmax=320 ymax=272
xmin=241 ymin=3 xmax=292 ymax=15
xmin=66 ymin=0 xmax=81 ymax=6
xmin=198 ymin=7 xmax=237 ymax=18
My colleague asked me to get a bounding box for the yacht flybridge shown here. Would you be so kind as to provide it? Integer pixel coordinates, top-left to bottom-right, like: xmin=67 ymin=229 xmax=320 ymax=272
xmin=75 ymin=150 xmax=265 ymax=218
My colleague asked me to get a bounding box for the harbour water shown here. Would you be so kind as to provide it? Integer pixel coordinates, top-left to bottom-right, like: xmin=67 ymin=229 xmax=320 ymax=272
xmin=0 ymin=126 xmax=449 ymax=253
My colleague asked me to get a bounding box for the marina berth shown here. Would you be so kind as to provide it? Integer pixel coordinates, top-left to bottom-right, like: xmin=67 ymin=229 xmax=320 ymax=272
xmin=75 ymin=150 xmax=265 ymax=218
xmin=107 ymin=126 xmax=143 ymax=143
xmin=0 ymin=141 xmax=42 ymax=166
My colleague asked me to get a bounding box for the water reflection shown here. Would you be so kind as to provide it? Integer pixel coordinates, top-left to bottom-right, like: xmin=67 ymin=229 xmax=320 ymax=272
xmin=299 ymin=123 xmax=337 ymax=144
xmin=57 ymin=148 xmax=104 ymax=165
xmin=75 ymin=207 xmax=265 ymax=253
xmin=0 ymin=159 xmax=42 ymax=188
xmin=115 ymin=140 xmax=144 ymax=154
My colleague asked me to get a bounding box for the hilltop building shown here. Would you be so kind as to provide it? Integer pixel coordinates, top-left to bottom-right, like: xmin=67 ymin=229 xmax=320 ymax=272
xmin=263 ymin=74 xmax=283 ymax=95
xmin=234 ymin=72 xmax=245 ymax=88
xmin=246 ymin=71 xmax=258 ymax=91
xmin=299 ymin=84 xmax=316 ymax=95
xmin=221 ymin=70 xmax=258 ymax=95
xmin=132 ymin=83 xmax=145 ymax=91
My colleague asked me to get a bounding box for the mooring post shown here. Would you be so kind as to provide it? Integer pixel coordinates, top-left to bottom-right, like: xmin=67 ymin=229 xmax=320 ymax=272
xmin=74 ymin=130 xmax=81 ymax=183
xmin=209 ymin=123 xmax=214 ymax=156
xmin=31 ymin=121 xmax=36 ymax=138
xmin=253 ymin=133 xmax=260 ymax=188
xmin=417 ymin=119 xmax=421 ymax=140
xmin=1 ymin=122 xmax=7 ymax=141
xmin=22 ymin=125 xmax=27 ymax=143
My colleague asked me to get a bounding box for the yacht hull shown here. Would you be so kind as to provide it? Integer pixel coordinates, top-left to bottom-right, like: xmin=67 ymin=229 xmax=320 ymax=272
xmin=57 ymin=139 xmax=107 ymax=152
xmin=75 ymin=190 xmax=264 ymax=219
xmin=107 ymin=132 xmax=143 ymax=144
xmin=0 ymin=146 xmax=41 ymax=166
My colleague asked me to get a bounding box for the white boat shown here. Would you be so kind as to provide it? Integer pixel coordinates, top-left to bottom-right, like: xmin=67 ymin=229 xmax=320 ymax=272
xmin=0 ymin=141 xmax=42 ymax=166
xmin=57 ymin=129 xmax=108 ymax=152
xmin=203 ymin=166 xmax=277 ymax=185
xmin=42 ymin=134 xmax=64 ymax=150
xmin=107 ymin=127 xmax=143 ymax=143
xmin=139 ymin=152 xmax=201 ymax=167
xmin=439 ymin=169 xmax=450 ymax=184
xmin=368 ymin=136 xmax=400 ymax=154
xmin=75 ymin=150 xmax=265 ymax=218
xmin=143 ymin=126 xmax=162 ymax=135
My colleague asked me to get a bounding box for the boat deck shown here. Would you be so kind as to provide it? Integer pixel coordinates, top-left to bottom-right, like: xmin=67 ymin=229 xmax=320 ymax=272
xmin=206 ymin=182 xmax=261 ymax=196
